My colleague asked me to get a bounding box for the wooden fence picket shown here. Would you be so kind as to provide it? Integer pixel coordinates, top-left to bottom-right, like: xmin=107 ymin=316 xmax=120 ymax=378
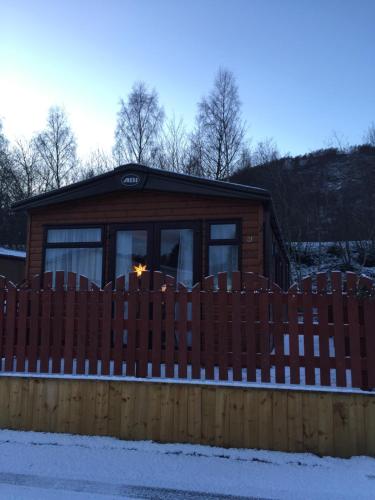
xmin=76 ymin=275 xmax=89 ymax=374
xmin=16 ymin=286 xmax=28 ymax=372
xmin=259 ymin=277 xmax=270 ymax=383
xmin=63 ymin=272 xmax=76 ymax=374
xmin=4 ymin=280 xmax=17 ymax=372
xmin=317 ymin=272 xmax=331 ymax=386
xmin=151 ymin=271 xmax=163 ymax=378
xmin=165 ymin=275 xmax=176 ymax=378
xmin=114 ymin=275 xmax=125 ymax=376
xmin=302 ymin=276 xmax=315 ymax=386
xmin=0 ymin=276 xmax=5 ymax=371
xmin=272 ymin=284 xmax=285 ymax=384
xmin=101 ymin=280 xmax=113 ymax=376
xmin=331 ymin=272 xmax=347 ymax=387
xmin=346 ymin=272 xmax=362 ymax=388
xmin=88 ymin=282 xmax=100 ymax=375
xmin=40 ymin=272 xmax=52 ymax=373
xmin=126 ymin=272 xmax=137 ymax=377
xmin=232 ymin=271 xmax=242 ymax=381
xmin=52 ymin=271 xmax=64 ymax=374
xmin=203 ymin=276 xmax=214 ymax=380
xmin=177 ymin=282 xmax=188 ymax=379
xmin=217 ymin=272 xmax=228 ymax=381
xmin=28 ymin=274 xmax=41 ymax=373
xmin=288 ymin=284 xmax=300 ymax=385
xmin=244 ymin=273 xmax=257 ymax=382
xmin=191 ymin=282 xmax=201 ymax=379
xmin=138 ymin=271 xmax=150 ymax=377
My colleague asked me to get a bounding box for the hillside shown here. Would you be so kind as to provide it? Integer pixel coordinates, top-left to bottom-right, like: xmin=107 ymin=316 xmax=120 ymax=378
xmin=231 ymin=145 xmax=375 ymax=244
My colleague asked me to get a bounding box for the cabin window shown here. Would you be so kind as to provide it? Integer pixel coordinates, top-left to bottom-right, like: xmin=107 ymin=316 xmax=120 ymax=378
xmin=207 ymin=221 xmax=240 ymax=286
xmin=115 ymin=229 xmax=149 ymax=286
xmin=159 ymin=228 xmax=194 ymax=288
xmin=44 ymin=227 xmax=103 ymax=287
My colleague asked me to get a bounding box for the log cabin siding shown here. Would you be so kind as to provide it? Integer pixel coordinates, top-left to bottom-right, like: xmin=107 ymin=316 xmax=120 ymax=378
xmin=26 ymin=190 xmax=264 ymax=282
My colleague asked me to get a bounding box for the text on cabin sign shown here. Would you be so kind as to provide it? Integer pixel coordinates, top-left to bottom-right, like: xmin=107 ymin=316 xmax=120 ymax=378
xmin=121 ymin=173 xmax=141 ymax=187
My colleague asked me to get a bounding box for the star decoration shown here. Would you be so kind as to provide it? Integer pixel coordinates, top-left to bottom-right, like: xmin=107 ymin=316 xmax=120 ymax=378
xmin=133 ymin=263 xmax=147 ymax=277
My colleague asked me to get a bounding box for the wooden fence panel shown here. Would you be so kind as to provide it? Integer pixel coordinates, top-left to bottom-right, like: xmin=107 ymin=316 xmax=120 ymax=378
xmin=0 ymin=270 xmax=374 ymax=391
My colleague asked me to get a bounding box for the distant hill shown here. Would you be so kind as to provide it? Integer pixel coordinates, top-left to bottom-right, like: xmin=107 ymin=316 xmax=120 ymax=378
xmin=231 ymin=145 xmax=375 ymax=244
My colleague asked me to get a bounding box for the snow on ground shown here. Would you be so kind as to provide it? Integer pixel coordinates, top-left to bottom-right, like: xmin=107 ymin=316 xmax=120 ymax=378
xmin=0 ymin=430 xmax=374 ymax=500
xmin=0 ymin=247 xmax=26 ymax=259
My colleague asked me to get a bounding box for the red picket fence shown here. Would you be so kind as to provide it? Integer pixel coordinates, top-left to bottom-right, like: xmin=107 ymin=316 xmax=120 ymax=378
xmin=0 ymin=270 xmax=375 ymax=390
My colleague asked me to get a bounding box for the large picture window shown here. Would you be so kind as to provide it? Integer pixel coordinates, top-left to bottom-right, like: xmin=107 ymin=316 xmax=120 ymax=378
xmin=207 ymin=221 xmax=240 ymax=287
xmin=44 ymin=227 xmax=103 ymax=287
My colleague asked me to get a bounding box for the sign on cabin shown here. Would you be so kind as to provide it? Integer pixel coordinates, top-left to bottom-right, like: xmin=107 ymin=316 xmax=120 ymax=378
xmin=121 ymin=173 xmax=141 ymax=187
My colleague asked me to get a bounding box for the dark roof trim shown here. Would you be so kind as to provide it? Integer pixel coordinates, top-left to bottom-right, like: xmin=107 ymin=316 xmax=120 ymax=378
xmin=12 ymin=163 xmax=271 ymax=211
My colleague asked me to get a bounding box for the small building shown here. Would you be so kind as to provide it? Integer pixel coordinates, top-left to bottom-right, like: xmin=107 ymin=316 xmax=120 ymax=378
xmin=13 ymin=164 xmax=289 ymax=288
xmin=0 ymin=247 xmax=26 ymax=284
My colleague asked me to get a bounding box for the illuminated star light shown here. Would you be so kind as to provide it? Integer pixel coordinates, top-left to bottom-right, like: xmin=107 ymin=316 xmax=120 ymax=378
xmin=133 ymin=263 xmax=147 ymax=277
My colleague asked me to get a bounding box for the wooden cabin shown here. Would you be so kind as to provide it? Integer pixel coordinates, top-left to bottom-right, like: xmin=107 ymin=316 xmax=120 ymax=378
xmin=13 ymin=164 xmax=289 ymax=288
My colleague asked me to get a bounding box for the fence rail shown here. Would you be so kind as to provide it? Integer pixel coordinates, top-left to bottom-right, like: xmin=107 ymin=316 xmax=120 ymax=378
xmin=0 ymin=270 xmax=374 ymax=390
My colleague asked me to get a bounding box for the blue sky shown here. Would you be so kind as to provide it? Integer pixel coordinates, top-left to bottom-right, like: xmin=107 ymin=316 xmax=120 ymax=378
xmin=1 ymin=0 xmax=374 ymax=159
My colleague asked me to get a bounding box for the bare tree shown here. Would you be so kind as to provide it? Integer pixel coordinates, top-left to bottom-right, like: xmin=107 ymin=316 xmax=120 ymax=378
xmin=113 ymin=82 xmax=164 ymax=166
xmin=195 ymin=68 xmax=245 ymax=180
xmin=12 ymin=138 xmax=42 ymax=197
xmin=364 ymin=122 xmax=375 ymax=146
xmin=251 ymin=137 xmax=280 ymax=166
xmin=156 ymin=115 xmax=189 ymax=172
xmin=79 ymin=148 xmax=115 ymax=180
xmin=34 ymin=106 xmax=77 ymax=190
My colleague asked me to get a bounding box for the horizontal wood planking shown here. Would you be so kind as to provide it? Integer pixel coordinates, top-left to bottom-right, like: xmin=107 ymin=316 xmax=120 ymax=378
xmin=27 ymin=191 xmax=264 ymax=280
xmin=0 ymin=375 xmax=374 ymax=458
